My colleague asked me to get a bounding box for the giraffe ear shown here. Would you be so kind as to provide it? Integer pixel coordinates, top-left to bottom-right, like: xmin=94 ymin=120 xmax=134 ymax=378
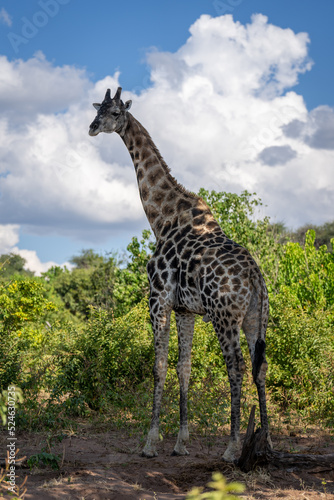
xmin=93 ymin=103 xmax=101 ymax=111
xmin=124 ymin=100 xmax=132 ymax=111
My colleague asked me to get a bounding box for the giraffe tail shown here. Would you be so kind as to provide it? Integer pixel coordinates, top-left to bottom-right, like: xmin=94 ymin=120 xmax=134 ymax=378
xmin=250 ymin=270 xmax=269 ymax=384
xmin=252 ymin=338 xmax=266 ymax=383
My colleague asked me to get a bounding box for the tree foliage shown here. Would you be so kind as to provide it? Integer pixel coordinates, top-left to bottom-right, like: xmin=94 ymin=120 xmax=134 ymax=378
xmin=289 ymin=220 xmax=334 ymax=250
xmin=266 ymin=230 xmax=334 ymax=423
xmin=41 ymin=233 xmax=155 ymax=319
xmin=0 ymin=253 xmax=34 ymax=278
xmin=112 ymin=229 xmax=155 ymax=316
xmin=43 ymin=265 xmax=98 ymax=319
xmin=0 ymin=275 xmax=57 ymax=389
xmin=69 ymin=248 xmax=106 ymax=269
xmin=198 ymin=189 xmax=267 ymax=249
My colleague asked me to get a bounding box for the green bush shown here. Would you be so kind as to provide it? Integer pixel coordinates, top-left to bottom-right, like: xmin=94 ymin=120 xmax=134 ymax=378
xmin=112 ymin=229 xmax=154 ymax=317
xmin=52 ymin=300 xmax=154 ymax=411
xmin=0 ymin=276 xmax=57 ymax=389
xmin=267 ymin=288 xmax=334 ymax=424
xmin=266 ymin=231 xmax=334 ymax=424
xmin=276 ymin=230 xmax=334 ymax=310
xmin=186 ymin=472 xmax=245 ymax=500
xmin=49 ymin=299 xmax=231 ymax=430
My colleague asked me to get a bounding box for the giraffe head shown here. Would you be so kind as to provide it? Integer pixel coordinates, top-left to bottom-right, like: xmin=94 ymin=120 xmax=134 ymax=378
xmin=89 ymin=87 xmax=132 ymax=136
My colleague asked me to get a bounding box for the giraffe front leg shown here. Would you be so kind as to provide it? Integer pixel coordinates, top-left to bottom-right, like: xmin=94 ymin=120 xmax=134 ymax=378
xmin=142 ymin=425 xmax=160 ymax=458
xmin=172 ymin=311 xmax=195 ymax=456
xmin=142 ymin=347 xmax=169 ymax=457
xmin=142 ymin=297 xmax=171 ymax=458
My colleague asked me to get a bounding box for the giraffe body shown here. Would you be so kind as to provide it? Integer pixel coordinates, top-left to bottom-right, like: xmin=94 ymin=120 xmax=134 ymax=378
xmin=89 ymin=88 xmax=271 ymax=461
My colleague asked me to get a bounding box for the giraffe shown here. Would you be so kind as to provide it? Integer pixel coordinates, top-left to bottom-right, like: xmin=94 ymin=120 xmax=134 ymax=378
xmin=89 ymin=87 xmax=271 ymax=462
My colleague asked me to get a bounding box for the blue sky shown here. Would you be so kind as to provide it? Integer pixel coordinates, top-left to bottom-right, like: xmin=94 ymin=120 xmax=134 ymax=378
xmin=0 ymin=0 xmax=333 ymax=273
xmin=2 ymin=1 xmax=334 ymax=109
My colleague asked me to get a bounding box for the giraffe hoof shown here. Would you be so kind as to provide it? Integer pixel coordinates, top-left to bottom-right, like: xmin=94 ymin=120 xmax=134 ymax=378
xmin=171 ymin=448 xmax=189 ymax=456
xmin=222 ymin=456 xmax=239 ymax=466
xmin=141 ymin=448 xmax=158 ymax=458
xmin=222 ymin=440 xmax=241 ymax=462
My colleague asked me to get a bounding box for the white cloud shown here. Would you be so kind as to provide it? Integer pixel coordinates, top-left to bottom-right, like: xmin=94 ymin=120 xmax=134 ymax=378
xmin=0 ymin=224 xmax=20 ymax=254
xmin=283 ymin=105 xmax=334 ymax=150
xmin=170 ymin=14 xmax=312 ymax=98
xmin=0 ymin=67 xmax=144 ymax=240
xmin=0 ymin=8 xmax=12 ymax=27
xmin=0 ymin=224 xmax=69 ymax=275
xmin=129 ymin=14 xmax=332 ymax=226
xmin=0 ymin=11 xmax=333 ymax=268
xmin=0 ymin=51 xmax=92 ymax=121
xmin=13 ymin=248 xmax=67 ymax=276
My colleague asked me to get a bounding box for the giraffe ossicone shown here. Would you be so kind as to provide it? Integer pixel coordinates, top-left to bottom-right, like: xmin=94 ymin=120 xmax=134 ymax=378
xmin=89 ymin=87 xmax=271 ymax=461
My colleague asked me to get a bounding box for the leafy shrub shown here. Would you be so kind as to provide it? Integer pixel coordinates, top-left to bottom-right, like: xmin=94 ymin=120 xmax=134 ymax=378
xmin=48 ymin=298 xmax=231 ymax=430
xmin=186 ymin=472 xmax=245 ymax=500
xmin=276 ymin=230 xmax=334 ymax=310
xmin=27 ymin=452 xmax=60 ymax=470
xmin=52 ymin=300 xmax=154 ymax=411
xmin=44 ymin=265 xmax=98 ymax=319
xmin=112 ymin=229 xmax=154 ymax=317
xmin=0 ymin=277 xmax=56 ymax=389
xmin=0 ymin=253 xmax=34 ymax=278
xmin=267 ymin=231 xmax=334 ymax=424
xmin=267 ymin=289 xmax=334 ymax=424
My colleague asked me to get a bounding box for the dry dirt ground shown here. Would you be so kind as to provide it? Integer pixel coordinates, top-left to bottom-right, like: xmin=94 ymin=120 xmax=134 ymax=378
xmin=1 ymin=425 xmax=334 ymax=500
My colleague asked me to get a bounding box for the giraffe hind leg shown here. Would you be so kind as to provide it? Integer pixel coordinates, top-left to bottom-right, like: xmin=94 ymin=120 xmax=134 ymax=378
xmin=253 ymin=338 xmax=270 ymax=435
xmin=211 ymin=317 xmax=246 ymax=462
xmin=242 ymin=305 xmax=271 ymax=443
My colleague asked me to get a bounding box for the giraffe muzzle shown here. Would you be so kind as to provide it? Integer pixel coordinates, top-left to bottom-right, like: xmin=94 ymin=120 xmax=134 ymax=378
xmin=89 ymin=120 xmax=100 ymax=136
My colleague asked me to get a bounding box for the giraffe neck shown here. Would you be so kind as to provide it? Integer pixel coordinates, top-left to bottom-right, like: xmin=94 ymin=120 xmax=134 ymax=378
xmin=118 ymin=113 xmax=201 ymax=240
